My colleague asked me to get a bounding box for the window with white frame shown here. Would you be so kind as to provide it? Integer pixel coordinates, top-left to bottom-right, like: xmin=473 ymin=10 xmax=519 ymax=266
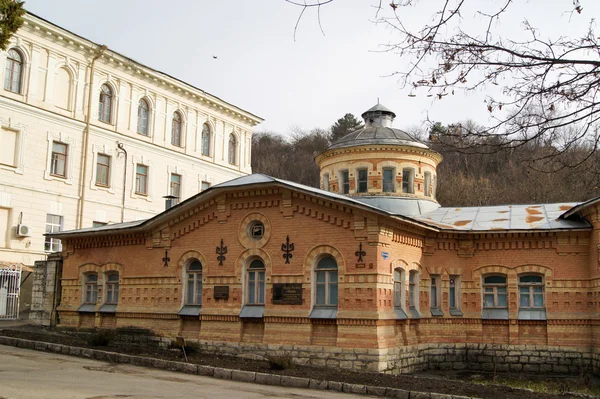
xmin=84 ymin=273 xmax=98 ymax=304
xmin=424 ymin=171 xmax=432 ymax=197
xmin=449 ymin=275 xmax=461 ymax=311
xmin=519 ymin=275 xmax=544 ymax=308
xmin=228 ymin=134 xmax=237 ymax=165
xmin=44 ymin=214 xmax=62 ymax=252
xmin=409 ymin=270 xmax=419 ymax=309
xmin=135 ymin=164 xmax=148 ymax=195
xmin=201 ymin=124 xmax=211 ymax=156
xmin=339 ymin=170 xmax=349 ymax=194
xmin=186 ymin=260 xmax=203 ymax=305
xmin=201 ymin=181 xmax=211 ymax=191
xmin=50 ymin=141 xmax=67 ymax=178
xmin=382 ymin=168 xmax=395 ymax=192
xmin=356 ymin=169 xmax=368 ymax=193
xmin=246 ymin=258 xmax=265 ymax=305
xmin=171 ymin=112 xmax=182 ymax=147
xmin=393 ymin=268 xmax=405 ymax=310
xmin=137 ymin=99 xmax=150 ymax=135
xmin=95 ymin=153 xmax=110 ymax=187
xmin=315 ymin=256 xmax=338 ymax=307
xmin=402 ymin=168 xmax=414 ymax=194
xmin=4 ymin=48 xmax=23 ymax=94
xmin=92 ymin=221 xmax=107 ymax=227
xmin=105 ymin=273 xmax=119 ymax=304
xmin=170 ymin=173 xmax=181 ymax=204
xmin=98 ymin=84 xmax=112 ymax=123
xmin=323 ymin=173 xmax=330 ymax=191
xmin=483 ymin=275 xmax=508 ymax=308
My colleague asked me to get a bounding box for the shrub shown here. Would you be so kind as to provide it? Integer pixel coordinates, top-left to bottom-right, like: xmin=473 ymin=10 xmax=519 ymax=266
xmin=266 ymin=354 xmax=293 ymax=370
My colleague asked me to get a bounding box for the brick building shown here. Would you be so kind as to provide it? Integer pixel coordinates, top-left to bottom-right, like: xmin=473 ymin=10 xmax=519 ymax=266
xmin=46 ymin=104 xmax=600 ymax=374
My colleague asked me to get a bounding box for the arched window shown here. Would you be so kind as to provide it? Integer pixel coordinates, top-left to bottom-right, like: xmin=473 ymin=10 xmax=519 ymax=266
xmin=171 ymin=112 xmax=182 ymax=147
xmin=408 ymin=270 xmax=419 ymax=310
xmin=315 ymin=256 xmax=338 ymax=306
xmin=137 ymin=99 xmax=150 ymax=135
xmin=228 ymin=134 xmax=237 ymax=165
xmin=105 ymin=272 xmax=119 ymax=304
xmin=519 ymin=275 xmax=544 ymax=308
xmin=394 ymin=268 xmax=405 ymax=310
xmin=483 ymin=275 xmax=507 ymax=308
xmin=186 ymin=260 xmax=202 ymax=305
xmin=98 ymin=84 xmax=112 ymax=123
xmin=84 ymin=273 xmax=98 ymax=304
xmin=246 ymin=259 xmax=265 ymax=305
xmin=54 ymin=67 xmax=71 ymax=110
xmin=201 ymin=124 xmax=211 ymax=156
xmin=4 ymin=48 xmax=23 ymax=93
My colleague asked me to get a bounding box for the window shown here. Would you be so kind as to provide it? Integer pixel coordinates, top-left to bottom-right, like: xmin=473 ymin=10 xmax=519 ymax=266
xmin=247 ymin=259 xmax=265 ymax=305
xmin=95 ymin=154 xmax=110 ymax=187
xmin=357 ymin=169 xmax=368 ymax=193
xmin=201 ymin=181 xmax=211 ymax=191
xmin=424 ymin=171 xmax=431 ymax=197
xmin=92 ymin=221 xmax=107 ymax=227
xmin=135 ymin=164 xmax=148 ymax=195
xmin=323 ymin=173 xmax=330 ymax=191
xmin=449 ymin=275 xmax=460 ymax=311
xmin=393 ymin=268 xmax=405 ymax=310
xmin=54 ymin=67 xmax=71 ymax=110
xmin=4 ymin=49 xmax=23 ymax=93
xmin=84 ymin=273 xmax=98 ymax=304
xmin=248 ymin=220 xmax=265 ymax=240
xmin=228 ymin=134 xmax=237 ymax=165
xmin=186 ymin=260 xmax=202 ymax=305
xmin=170 ymin=173 xmax=181 ymax=204
xmin=340 ymin=170 xmax=349 ymax=194
xmin=409 ymin=270 xmax=419 ymax=309
xmin=315 ymin=256 xmax=338 ymax=306
xmin=201 ymin=124 xmax=211 ymax=156
xmin=483 ymin=275 xmax=508 ymax=308
xmin=519 ymin=275 xmax=544 ymax=308
xmin=105 ymin=273 xmax=119 ymax=304
xmin=383 ymin=168 xmax=395 ymax=193
xmin=98 ymin=84 xmax=112 ymax=123
xmin=402 ymin=168 xmax=414 ymax=194
xmin=50 ymin=142 xmax=68 ymax=178
xmin=430 ymin=275 xmax=441 ymax=309
xmin=171 ymin=112 xmax=182 ymax=147
xmin=137 ymin=99 xmax=150 ymax=135
xmin=44 ymin=214 xmax=62 ymax=252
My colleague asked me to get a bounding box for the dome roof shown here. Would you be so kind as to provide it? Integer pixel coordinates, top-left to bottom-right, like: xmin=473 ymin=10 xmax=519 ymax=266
xmin=327 ymin=103 xmax=429 ymax=151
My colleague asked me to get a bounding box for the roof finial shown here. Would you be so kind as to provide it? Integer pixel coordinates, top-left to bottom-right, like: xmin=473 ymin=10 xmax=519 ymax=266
xmin=377 ymin=97 xmax=380 ymax=104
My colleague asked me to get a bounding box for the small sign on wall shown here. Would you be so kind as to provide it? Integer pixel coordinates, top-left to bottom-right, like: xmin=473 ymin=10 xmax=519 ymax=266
xmin=214 ymin=285 xmax=229 ymax=300
xmin=272 ymin=283 xmax=302 ymax=305
xmin=381 ymin=251 xmax=389 ymax=260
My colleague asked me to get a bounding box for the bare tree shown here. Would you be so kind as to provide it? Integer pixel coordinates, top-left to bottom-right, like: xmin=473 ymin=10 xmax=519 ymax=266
xmin=287 ymin=1 xmax=600 ymax=169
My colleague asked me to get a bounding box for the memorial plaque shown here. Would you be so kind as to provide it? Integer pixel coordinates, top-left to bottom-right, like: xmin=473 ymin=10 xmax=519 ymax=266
xmin=214 ymin=285 xmax=229 ymax=300
xmin=272 ymin=283 xmax=302 ymax=305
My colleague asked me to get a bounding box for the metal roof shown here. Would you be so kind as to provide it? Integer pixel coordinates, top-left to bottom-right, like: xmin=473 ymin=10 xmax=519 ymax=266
xmin=414 ymin=203 xmax=590 ymax=231
xmin=327 ymin=126 xmax=429 ymax=150
xmin=48 ymin=174 xmax=592 ymax=238
xmin=361 ymin=103 xmax=396 ymax=118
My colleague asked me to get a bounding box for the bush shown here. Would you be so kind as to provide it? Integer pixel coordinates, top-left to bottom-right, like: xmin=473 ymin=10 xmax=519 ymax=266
xmin=266 ymin=354 xmax=293 ymax=370
xmin=87 ymin=330 xmax=114 ymax=347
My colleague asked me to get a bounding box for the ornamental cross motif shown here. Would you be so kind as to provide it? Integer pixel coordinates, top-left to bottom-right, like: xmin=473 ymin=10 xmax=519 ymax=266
xmin=162 ymin=249 xmax=170 ymax=267
xmin=216 ymin=239 xmax=227 ymax=266
xmin=355 ymin=242 xmax=366 ymax=263
xmin=281 ymin=235 xmax=295 ymax=264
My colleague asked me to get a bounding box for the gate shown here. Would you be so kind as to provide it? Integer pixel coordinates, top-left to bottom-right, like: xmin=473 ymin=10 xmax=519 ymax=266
xmin=0 ymin=264 xmax=22 ymax=320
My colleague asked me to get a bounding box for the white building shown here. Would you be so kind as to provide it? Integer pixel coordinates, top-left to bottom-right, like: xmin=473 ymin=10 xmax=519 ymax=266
xmin=0 ymin=12 xmax=262 ymax=269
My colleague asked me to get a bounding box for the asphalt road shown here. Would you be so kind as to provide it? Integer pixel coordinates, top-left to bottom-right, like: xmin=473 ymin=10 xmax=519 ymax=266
xmin=0 ymin=345 xmax=367 ymax=399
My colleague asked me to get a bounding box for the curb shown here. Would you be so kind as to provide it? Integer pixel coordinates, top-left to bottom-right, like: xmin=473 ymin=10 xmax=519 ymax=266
xmin=0 ymin=336 xmax=477 ymax=399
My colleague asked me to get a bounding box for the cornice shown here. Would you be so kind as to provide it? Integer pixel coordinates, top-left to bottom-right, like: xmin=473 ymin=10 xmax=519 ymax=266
xmin=315 ymin=144 xmax=443 ymax=166
xmin=20 ymin=13 xmax=263 ymax=127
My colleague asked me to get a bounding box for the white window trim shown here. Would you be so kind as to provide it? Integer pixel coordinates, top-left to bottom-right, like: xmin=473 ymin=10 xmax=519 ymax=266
xmin=449 ymin=275 xmax=461 ymax=311
xmin=104 ymin=271 xmax=119 ymax=305
xmin=430 ymin=275 xmax=442 ymax=309
xmin=166 ymin=165 xmax=186 ymax=203
xmin=89 ymin=144 xmax=115 ymax=193
xmin=338 ymin=169 xmax=350 ymax=194
xmin=44 ymin=131 xmax=75 ymax=184
xmin=1 ymin=45 xmax=30 ymax=99
xmin=131 ymin=155 xmax=152 ymax=202
xmin=408 ymin=270 xmax=420 ymax=313
xmin=312 ymin=256 xmax=339 ymax=308
xmin=393 ymin=268 xmax=406 ymax=311
xmin=0 ymin=117 xmax=25 ymax=174
xmin=382 ymin=167 xmax=396 ymax=193
xmin=96 ymin=81 xmax=118 ymax=126
xmin=198 ymin=174 xmax=214 ymax=192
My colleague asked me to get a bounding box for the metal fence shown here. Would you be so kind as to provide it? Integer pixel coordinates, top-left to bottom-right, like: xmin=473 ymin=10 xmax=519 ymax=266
xmin=0 ymin=264 xmax=22 ymax=320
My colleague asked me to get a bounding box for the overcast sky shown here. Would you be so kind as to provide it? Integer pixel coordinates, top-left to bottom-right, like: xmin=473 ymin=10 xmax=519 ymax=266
xmin=24 ymin=0 xmax=600 ymax=136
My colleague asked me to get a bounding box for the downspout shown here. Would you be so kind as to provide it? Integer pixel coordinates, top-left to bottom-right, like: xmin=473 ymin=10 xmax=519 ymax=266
xmin=76 ymin=44 xmax=107 ymax=229
xmin=116 ymin=141 xmax=127 ymax=223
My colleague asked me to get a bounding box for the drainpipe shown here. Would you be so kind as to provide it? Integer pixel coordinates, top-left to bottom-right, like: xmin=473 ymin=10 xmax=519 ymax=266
xmin=76 ymin=44 xmax=108 ymax=229
xmin=116 ymin=141 xmax=127 ymax=223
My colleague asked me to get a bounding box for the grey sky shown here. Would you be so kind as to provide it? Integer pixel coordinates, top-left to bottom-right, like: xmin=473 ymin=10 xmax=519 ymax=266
xmin=23 ymin=0 xmax=600 ymax=136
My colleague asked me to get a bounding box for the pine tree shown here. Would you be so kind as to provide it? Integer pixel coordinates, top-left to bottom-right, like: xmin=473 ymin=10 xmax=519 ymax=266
xmin=0 ymin=0 xmax=25 ymax=51
xmin=330 ymin=113 xmax=363 ymax=143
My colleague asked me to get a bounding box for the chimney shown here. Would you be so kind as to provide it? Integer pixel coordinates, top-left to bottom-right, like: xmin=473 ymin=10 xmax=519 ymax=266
xmin=163 ymin=195 xmax=178 ymax=210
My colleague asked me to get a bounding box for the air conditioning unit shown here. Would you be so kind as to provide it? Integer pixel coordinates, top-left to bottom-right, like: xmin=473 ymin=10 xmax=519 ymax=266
xmin=17 ymin=224 xmax=31 ymax=237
